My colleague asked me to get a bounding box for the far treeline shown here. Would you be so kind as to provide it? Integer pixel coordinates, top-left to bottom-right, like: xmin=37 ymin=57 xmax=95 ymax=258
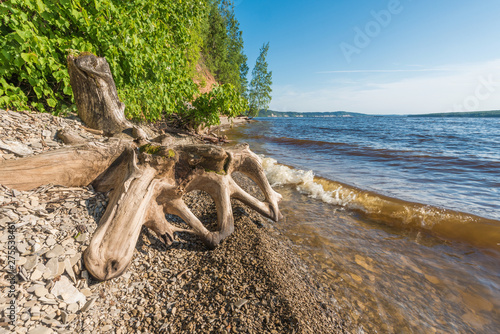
xmin=0 ymin=0 xmax=272 ymax=127
xmin=408 ymin=110 xmax=500 ymax=118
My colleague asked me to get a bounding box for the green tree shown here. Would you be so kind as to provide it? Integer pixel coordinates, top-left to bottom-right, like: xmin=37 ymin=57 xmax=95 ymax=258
xmin=204 ymin=1 xmax=228 ymax=81
xmin=248 ymin=42 xmax=272 ymax=117
xmin=203 ymin=0 xmax=248 ymax=96
xmin=220 ymin=0 xmax=248 ymax=95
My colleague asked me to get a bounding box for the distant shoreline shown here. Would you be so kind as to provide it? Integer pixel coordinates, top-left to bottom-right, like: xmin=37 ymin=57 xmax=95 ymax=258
xmin=257 ymin=109 xmax=500 ymax=118
xmin=407 ymin=110 xmax=500 ymax=117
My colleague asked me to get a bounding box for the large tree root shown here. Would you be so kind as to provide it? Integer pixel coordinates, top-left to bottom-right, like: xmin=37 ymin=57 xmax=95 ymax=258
xmin=85 ymin=142 xmax=282 ymax=280
xmin=0 ymin=141 xmax=282 ymax=280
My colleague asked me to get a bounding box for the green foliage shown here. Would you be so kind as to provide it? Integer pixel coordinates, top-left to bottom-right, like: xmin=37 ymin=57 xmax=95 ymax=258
xmin=0 ymin=0 xmax=207 ymax=119
xmin=139 ymin=143 xmax=162 ymax=155
xmin=188 ymin=83 xmax=248 ymax=128
xmin=203 ymin=1 xmax=228 ymax=81
xmin=248 ymin=42 xmax=272 ymax=117
xmin=203 ymin=0 xmax=248 ymax=96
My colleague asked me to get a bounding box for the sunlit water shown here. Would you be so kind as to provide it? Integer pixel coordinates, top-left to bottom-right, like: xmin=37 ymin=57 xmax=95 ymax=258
xmin=225 ymin=117 xmax=500 ymax=333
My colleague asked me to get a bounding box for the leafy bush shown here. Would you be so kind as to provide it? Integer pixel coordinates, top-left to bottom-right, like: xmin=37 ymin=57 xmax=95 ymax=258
xmin=188 ymin=83 xmax=248 ymax=128
xmin=0 ymin=0 xmax=207 ymax=120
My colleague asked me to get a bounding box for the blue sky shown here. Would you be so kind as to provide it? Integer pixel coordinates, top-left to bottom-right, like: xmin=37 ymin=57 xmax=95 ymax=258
xmin=234 ymin=0 xmax=500 ymax=114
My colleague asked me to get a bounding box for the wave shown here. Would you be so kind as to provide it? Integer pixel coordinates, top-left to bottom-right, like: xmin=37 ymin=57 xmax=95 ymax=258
xmin=258 ymin=136 xmax=500 ymax=171
xmin=261 ymin=157 xmax=500 ymax=253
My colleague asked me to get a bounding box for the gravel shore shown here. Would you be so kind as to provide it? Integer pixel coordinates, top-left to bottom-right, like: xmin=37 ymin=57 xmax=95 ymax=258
xmin=0 ymin=110 xmax=347 ymax=333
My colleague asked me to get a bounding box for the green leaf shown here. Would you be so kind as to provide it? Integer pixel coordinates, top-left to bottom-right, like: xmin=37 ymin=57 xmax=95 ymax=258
xmin=35 ymin=0 xmax=46 ymax=13
xmin=33 ymin=86 xmax=43 ymax=98
xmin=0 ymin=96 xmax=11 ymax=105
xmin=14 ymin=30 xmax=29 ymax=43
xmin=47 ymin=98 xmax=56 ymax=107
xmin=21 ymin=52 xmax=38 ymax=64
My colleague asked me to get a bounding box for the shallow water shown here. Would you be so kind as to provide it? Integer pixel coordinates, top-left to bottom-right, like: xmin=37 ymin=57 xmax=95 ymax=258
xmin=275 ymin=186 xmax=500 ymax=333
xmin=225 ymin=117 xmax=500 ymax=333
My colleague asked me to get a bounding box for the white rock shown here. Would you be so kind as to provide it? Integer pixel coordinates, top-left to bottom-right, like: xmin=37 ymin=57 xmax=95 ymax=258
xmin=45 ymin=245 xmax=64 ymax=258
xmin=0 ymin=139 xmax=33 ymax=156
xmin=80 ymin=288 xmax=92 ymax=297
xmin=17 ymin=242 xmax=27 ymax=254
xmin=80 ymin=296 xmax=97 ymax=312
xmin=70 ymin=253 xmax=81 ymax=267
xmin=38 ymin=297 xmax=57 ymax=305
xmin=57 ymin=261 xmax=65 ymax=276
xmin=45 ymin=258 xmax=58 ymax=278
xmin=66 ymin=303 xmax=79 ymax=313
xmin=60 ymin=310 xmax=68 ymax=324
xmin=50 ymin=276 xmax=86 ymax=305
xmin=27 ymin=325 xmax=52 ymax=334
xmin=65 ymin=248 xmax=77 ymax=256
xmin=35 ymin=262 xmax=46 ymax=272
xmin=27 ymin=284 xmax=44 ymax=293
xmin=101 ymin=325 xmax=113 ymax=332
xmin=35 ymin=287 xmax=49 ymax=298
xmin=30 ymin=269 xmax=43 ymax=281
xmin=24 ymin=255 xmax=38 ymax=270
xmin=30 ymin=197 xmax=39 ymax=208
xmin=67 ymin=313 xmax=77 ymax=323
xmin=45 ymin=237 xmax=56 ymax=247
xmin=64 ymin=259 xmax=76 ymax=283
xmin=61 ymin=238 xmax=74 ymax=247
xmin=18 ymin=257 xmax=27 ymax=266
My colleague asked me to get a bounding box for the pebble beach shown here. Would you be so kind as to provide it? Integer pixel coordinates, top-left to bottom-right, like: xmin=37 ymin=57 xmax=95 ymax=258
xmin=0 ymin=110 xmax=346 ymax=333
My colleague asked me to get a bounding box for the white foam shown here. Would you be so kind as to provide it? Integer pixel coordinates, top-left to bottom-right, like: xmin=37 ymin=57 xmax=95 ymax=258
xmin=261 ymin=156 xmax=354 ymax=206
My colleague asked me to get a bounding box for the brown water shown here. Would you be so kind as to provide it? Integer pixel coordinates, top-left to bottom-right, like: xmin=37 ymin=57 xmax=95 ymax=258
xmin=275 ymin=185 xmax=500 ymax=333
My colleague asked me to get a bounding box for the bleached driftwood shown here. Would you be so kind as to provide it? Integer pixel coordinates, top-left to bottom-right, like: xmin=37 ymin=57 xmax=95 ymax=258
xmin=0 ymin=53 xmax=282 ymax=280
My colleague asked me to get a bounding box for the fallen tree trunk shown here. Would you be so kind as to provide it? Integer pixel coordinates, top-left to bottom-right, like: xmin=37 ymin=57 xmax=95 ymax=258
xmin=0 ymin=140 xmax=132 ymax=190
xmin=0 ymin=53 xmax=282 ymax=281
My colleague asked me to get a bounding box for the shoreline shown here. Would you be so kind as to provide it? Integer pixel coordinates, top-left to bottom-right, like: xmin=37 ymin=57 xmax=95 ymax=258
xmin=0 ymin=110 xmax=347 ymax=333
xmin=210 ymin=116 xmax=256 ymax=132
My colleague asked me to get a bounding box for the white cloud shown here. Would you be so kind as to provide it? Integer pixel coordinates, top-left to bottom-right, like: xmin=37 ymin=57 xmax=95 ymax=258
xmin=270 ymin=60 xmax=500 ymax=114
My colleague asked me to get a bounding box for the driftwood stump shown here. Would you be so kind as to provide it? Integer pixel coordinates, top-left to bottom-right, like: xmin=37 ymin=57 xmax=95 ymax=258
xmin=0 ymin=53 xmax=282 ymax=281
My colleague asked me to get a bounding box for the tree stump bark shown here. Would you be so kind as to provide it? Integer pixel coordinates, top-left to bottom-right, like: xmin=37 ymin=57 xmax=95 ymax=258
xmin=0 ymin=53 xmax=282 ymax=281
xmin=67 ymin=53 xmax=136 ymax=136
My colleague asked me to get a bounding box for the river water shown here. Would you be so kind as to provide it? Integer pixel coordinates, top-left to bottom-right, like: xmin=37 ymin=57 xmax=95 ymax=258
xmin=224 ymin=116 xmax=500 ymax=333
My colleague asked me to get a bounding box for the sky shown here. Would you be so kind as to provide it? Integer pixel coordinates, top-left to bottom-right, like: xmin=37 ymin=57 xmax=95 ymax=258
xmin=234 ymin=0 xmax=500 ymax=114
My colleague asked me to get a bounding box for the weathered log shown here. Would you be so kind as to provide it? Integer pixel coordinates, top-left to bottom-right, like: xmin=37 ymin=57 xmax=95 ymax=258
xmin=0 ymin=53 xmax=282 ymax=281
xmin=56 ymin=128 xmax=86 ymax=145
xmin=0 ymin=140 xmax=132 ymax=191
